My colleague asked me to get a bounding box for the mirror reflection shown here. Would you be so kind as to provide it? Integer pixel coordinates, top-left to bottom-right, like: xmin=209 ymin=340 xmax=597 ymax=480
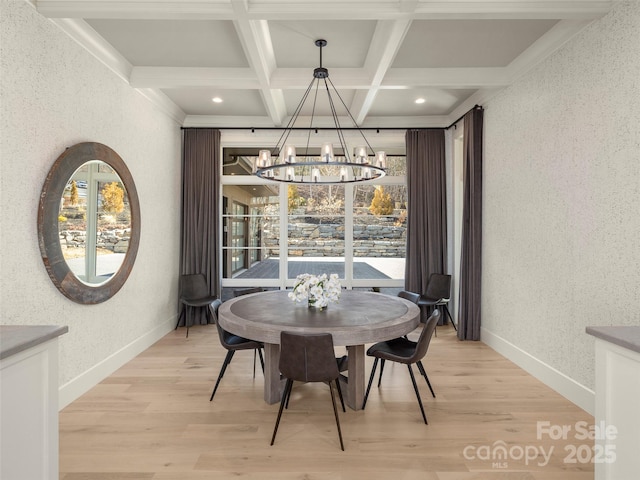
xmin=39 ymin=142 xmax=140 ymax=304
xmin=58 ymin=161 xmax=131 ymax=285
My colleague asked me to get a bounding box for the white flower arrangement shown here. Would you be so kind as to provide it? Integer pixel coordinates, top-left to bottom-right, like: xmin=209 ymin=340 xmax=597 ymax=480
xmin=288 ymin=273 xmax=341 ymax=309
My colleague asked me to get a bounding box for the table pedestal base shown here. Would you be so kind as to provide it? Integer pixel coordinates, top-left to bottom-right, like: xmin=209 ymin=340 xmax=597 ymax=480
xmin=264 ymin=343 xmax=283 ymax=404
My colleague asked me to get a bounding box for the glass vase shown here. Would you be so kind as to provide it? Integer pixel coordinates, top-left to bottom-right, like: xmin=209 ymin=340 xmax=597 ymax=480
xmin=307 ymin=294 xmax=326 ymax=311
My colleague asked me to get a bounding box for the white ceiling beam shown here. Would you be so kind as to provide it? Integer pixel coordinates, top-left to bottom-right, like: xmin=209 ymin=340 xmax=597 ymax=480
xmin=411 ymin=1 xmax=612 ymax=19
xmin=36 ymin=0 xmax=236 ymax=19
xmin=361 ymin=115 xmax=450 ymax=128
xmin=400 ymin=0 xmax=419 ymax=14
xmin=384 ymin=67 xmax=510 ymax=88
xmin=128 ymin=66 xmax=509 ymax=90
xmin=183 ymin=115 xmax=278 ymax=128
xmin=130 ymin=67 xmax=259 ymax=88
xmin=231 ymin=0 xmax=286 ymax=126
xmin=184 ymin=114 xmax=452 ymax=129
xmin=350 ymin=92 xmax=379 ymax=128
xmin=271 ymin=69 xmax=372 ymax=89
xmin=35 ymin=0 xmax=612 ymax=20
xmin=351 ymin=19 xmax=413 ymax=124
xmin=245 ymin=1 xmax=613 ymax=20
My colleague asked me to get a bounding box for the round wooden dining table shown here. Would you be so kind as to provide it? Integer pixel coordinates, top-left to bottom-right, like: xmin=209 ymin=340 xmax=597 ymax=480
xmin=217 ymin=290 xmax=420 ymax=410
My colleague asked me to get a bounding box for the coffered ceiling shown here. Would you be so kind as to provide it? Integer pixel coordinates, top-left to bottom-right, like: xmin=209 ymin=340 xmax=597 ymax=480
xmin=37 ymin=0 xmax=612 ymax=128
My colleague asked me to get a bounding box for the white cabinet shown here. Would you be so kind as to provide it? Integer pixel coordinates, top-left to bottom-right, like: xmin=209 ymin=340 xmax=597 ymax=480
xmin=587 ymin=326 xmax=640 ymax=480
xmin=1 ymin=325 xmax=68 ymax=480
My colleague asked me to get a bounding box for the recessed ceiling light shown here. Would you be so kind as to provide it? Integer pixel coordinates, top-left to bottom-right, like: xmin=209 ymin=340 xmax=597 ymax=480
xmin=415 ymin=98 xmax=426 ymax=104
xmin=212 ymin=97 xmax=223 ymax=103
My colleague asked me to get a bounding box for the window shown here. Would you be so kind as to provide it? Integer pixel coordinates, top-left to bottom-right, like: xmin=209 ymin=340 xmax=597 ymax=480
xmin=221 ymin=139 xmax=406 ymax=293
xmin=222 ymin=186 xmax=279 ymax=279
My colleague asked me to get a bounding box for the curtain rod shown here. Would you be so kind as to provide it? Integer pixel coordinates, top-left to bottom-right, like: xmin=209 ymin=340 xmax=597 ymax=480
xmin=446 ymin=104 xmax=483 ymax=130
xmin=180 ymin=126 xmax=433 ymax=131
xmin=180 ymin=105 xmax=483 ymax=132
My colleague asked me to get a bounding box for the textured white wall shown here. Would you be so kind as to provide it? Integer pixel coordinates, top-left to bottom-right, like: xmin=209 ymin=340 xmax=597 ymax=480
xmin=483 ymin=1 xmax=640 ymax=392
xmin=0 ymin=1 xmax=182 ymax=393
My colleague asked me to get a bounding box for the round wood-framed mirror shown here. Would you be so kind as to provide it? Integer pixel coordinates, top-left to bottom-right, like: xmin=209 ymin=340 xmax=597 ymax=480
xmin=38 ymin=142 xmax=140 ymax=304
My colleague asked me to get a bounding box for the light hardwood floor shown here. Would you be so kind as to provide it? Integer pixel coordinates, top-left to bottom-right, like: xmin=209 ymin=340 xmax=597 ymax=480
xmin=59 ymin=324 xmax=595 ymax=479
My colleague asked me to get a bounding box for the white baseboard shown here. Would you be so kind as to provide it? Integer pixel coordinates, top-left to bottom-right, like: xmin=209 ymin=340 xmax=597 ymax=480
xmin=481 ymin=327 xmax=595 ymax=415
xmin=58 ymin=318 xmax=175 ymax=410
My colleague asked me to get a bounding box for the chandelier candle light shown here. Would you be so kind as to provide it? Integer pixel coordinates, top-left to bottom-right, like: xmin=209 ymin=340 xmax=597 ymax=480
xmin=252 ymin=39 xmax=387 ymax=184
xmin=288 ymin=273 xmax=342 ymax=311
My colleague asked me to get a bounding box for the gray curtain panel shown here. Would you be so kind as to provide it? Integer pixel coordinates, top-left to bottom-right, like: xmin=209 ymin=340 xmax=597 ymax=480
xmin=179 ymin=128 xmax=221 ymax=326
xmin=404 ymin=129 xmax=448 ymax=296
xmin=457 ymin=107 xmax=483 ymax=341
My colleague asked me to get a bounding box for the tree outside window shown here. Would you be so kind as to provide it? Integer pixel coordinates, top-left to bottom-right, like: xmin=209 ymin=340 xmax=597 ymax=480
xmin=101 ymin=182 xmax=125 ymax=214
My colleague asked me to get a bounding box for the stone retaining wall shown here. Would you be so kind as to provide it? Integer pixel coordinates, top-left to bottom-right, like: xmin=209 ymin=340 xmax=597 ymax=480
xmin=59 ymin=228 xmax=131 ymax=254
xmin=262 ymin=219 xmax=406 ymax=257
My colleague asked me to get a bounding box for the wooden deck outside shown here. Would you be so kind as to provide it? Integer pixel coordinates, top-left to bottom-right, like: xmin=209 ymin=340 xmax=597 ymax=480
xmin=223 ymin=258 xmax=397 ymax=301
xmin=235 ymin=259 xmax=391 ymax=280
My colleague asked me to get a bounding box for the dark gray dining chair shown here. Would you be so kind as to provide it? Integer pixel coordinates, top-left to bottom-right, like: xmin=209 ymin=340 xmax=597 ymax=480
xmin=271 ymin=331 xmax=345 ymax=451
xmin=419 ymin=274 xmax=456 ymax=331
xmin=208 ymin=300 xmax=264 ymax=401
xmin=374 ymin=289 xmax=423 ymax=387
xmin=397 ymin=289 xmax=420 ymax=305
xmin=362 ymin=309 xmax=440 ymax=424
xmin=233 ymin=287 xmax=265 ymax=376
xmin=175 ymin=274 xmax=217 ymax=337
xmin=233 ymin=287 xmax=264 ymax=297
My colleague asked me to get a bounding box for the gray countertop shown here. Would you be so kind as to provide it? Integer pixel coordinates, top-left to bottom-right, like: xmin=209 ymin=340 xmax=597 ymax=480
xmin=586 ymin=326 xmax=640 ymax=354
xmin=0 ymin=325 xmax=69 ymax=360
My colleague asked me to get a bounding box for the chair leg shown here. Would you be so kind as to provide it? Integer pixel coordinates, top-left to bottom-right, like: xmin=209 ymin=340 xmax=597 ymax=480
xmin=328 ymin=382 xmax=345 ymax=451
xmin=407 ymin=364 xmax=428 ymax=424
xmin=253 ymin=350 xmax=257 ymax=378
xmin=185 ymin=306 xmax=191 ymax=338
xmin=209 ymin=350 xmax=235 ymax=401
xmin=444 ymin=305 xmax=457 ymax=331
xmin=377 ymin=358 xmax=386 ymax=387
xmin=416 ymin=360 xmax=435 ymax=398
xmin=362 ymin=357 xmax=379 ymax=409
xmin=284 ymin=382 xmax=292 ymax=409
xmin=257 ymin=348 xmax=265 ymax=374
xmin=252 ymin=348 xmax=266 ymax=379
xmin=271 ymin=378 xmax=293 ymax=446
xmin=175 ymin=305 xmax=185 ymax=330
xmin=335 ymin=378 xmax=346 ymax=412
